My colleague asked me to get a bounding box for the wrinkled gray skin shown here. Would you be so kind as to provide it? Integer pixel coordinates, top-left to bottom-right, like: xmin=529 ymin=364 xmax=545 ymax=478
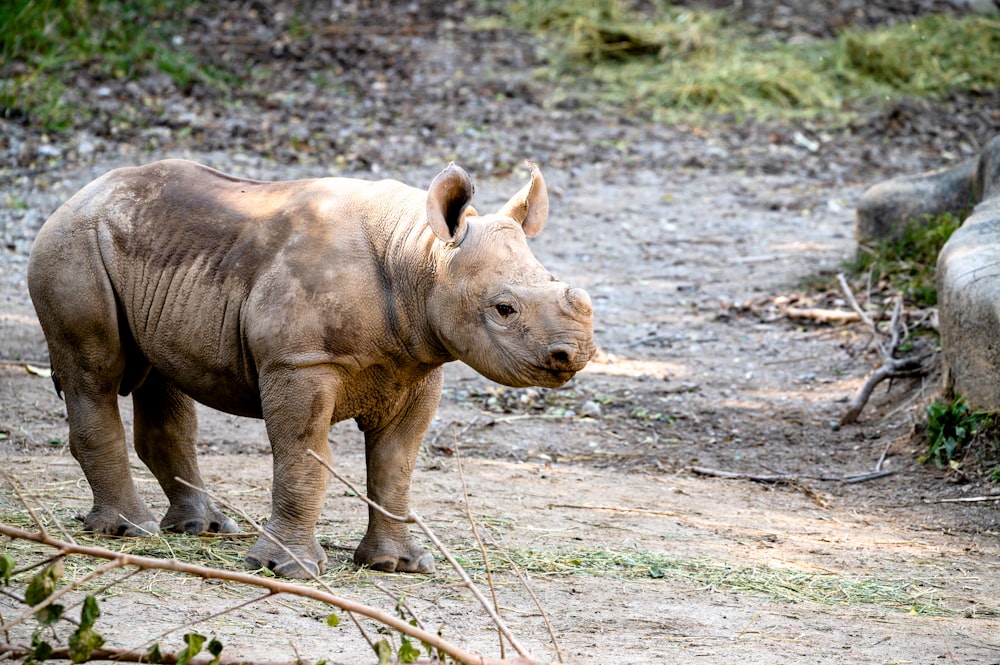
xmin=27 ymin=159 xmax=596 ymax=578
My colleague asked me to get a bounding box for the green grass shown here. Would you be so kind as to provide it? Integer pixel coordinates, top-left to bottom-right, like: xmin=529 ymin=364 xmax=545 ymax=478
xmin=0 ymin=0 xmax=222 ymax=130
xmin=493 ymin=0 xmax=1000 ymax=121
xmin=847 ymin=211 xmax=962 ymax=307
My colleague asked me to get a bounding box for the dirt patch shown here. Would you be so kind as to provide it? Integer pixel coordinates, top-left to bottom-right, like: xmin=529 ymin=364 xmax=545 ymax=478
xmin=2 ymin=2 xmax=999 ymax=664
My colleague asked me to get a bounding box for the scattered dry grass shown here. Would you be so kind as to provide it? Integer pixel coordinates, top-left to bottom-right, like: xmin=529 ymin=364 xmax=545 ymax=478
xmin=492 ymin=1 xmax=1000 ymax=121
xmin=3 ymin=492 xmax=993 ymax=621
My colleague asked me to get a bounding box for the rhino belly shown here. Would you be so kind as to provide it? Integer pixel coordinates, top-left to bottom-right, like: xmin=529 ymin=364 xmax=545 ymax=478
xmin=119 ymin=265 xmax=263 ymax=417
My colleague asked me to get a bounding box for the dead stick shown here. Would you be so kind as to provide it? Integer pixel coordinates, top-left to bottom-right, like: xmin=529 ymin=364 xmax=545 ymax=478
xmin=839 ymin=355 xmax=929 ymax=426
xmin=455 ymin=443 xmax=506 ymax=659
xmin=548 ymin=504 xmax=680 ymax=517
xmin=926 ymin=496 xmax=1000 ymax=504
xmin=783 ymin=307 xmax=881 ymax=324
xmin=876 ymin=438 xmax=893 ymax=472
xmin=307 ymin=450 xmax=536 ymax=662
xmin=686 ymin=466 xmax=893 ymax=483
xmin=836 ymin=272 xmax=875 ymax=328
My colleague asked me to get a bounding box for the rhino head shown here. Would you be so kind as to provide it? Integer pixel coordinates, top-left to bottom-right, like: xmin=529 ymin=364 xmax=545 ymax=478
xmin=424 ymin=162 xmax=596 ymax=388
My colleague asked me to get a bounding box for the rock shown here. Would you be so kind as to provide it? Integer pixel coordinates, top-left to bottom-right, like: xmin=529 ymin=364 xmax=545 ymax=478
xmin=938 ymin=137 xmax=1000 ymax=409
xmin=862 ymin=135 xmax=1000 ymax=411
xmin=855 ymin=157 xmax=977 ymax=245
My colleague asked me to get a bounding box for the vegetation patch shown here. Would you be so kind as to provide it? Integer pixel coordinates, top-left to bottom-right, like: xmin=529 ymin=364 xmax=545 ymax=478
xmin=450 ymin=544 xmax=991 ymax=618
xmin=920 ymin=396 xmax=1000 ymax=479
xmin=492 ymin=0 xmax=1000 ymax=121
xmin=847 ymin=211 xmax=963 ymax=307
xmin=0 ymin=0 xmax=224 ymax=130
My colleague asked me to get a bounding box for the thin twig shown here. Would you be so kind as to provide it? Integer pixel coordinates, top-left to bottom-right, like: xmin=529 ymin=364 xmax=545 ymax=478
xmin=455 ymin=443 xmax=505 ymax=659
xmin=0 ymin=469 xmax=48 ymax=539
xmin=926 ymin=496 xmax=1000 ymax=504
xmin=306 ymin=450 xmax=535 ymax=661
xmin=372 ymin=583 xmax=427 ymax=633
xmin=837 ymin=272 xmax=875 ymax=328
xmin=0 ymin=523 xmax=528 ymax=665
xmin=140 ymin=592 xmax=276 ymax=652
xmin=876 ymin=439 xmax=893 ymax=472
xmin=487 ymin=535 xmax=565 ymax=665
xmin=685 ymin=466 xmax=894 ymax=484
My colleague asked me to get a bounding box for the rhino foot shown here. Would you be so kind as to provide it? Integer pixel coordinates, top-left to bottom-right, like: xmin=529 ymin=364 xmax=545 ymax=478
xmin=358 ymin=551 xmax=436 ymax=574
xmin=161 ymin=501 xmax=239 ymax=536
xmin=245 ymin=535 xmax=327 ymax=579
xmin=82 ymin=506 xmax=160 ymax=538
xmin=354 ymin=536 xmax=436 ymax=574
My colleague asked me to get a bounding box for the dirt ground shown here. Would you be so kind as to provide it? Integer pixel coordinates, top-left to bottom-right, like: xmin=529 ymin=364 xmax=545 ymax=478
xmin=2 ymin=2 xmax=1000 ymax=664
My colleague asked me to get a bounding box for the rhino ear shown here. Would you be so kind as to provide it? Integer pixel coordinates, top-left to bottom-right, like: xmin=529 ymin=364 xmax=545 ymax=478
xmin=427 ymin=163 xmax=475 ymax=244
xmin=497 ymin=161 xmax=548 ymax=238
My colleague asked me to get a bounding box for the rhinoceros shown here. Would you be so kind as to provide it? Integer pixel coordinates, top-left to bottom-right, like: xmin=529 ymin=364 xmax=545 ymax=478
xmin=27 ymin=159 xmax=595 ymax=577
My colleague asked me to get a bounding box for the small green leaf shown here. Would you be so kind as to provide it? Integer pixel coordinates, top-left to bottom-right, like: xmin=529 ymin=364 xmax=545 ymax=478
xmin=372 ymin=638 xmax=392 ymax=665
xmin=0 ymin=554 xmax=16 ymax=585
xmin=399 ymin=637 xmax=420 ymax=663
xmin=177 ymin=632 xmax=206 ymax=665
xmin=31 ymin=635 xmax=54 ymax=660
xmin=68 ymin=623 xmax=105 ymax=663
xmin=649 ymin=565 xmax=664 ymax=579
xmin=79 ymin=595 xmax=100 ymax=628
xmin=25 ymin=561 xmax=62 ymax=606
xmin=326 ymin=612 xmax=340 ymax=627
xmin=206 ymin=638 xmax=223 ymax=665
xmin=147 ymin=644 xmax=164 ymax=663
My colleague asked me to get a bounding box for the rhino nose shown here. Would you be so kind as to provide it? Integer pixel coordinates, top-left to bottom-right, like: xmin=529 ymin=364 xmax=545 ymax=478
xmin=545 ymin=343 xmax=587 ymax=372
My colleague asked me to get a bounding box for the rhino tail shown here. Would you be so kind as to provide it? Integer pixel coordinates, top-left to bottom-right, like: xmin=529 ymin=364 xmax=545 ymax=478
xmin=51 ymin=369 xmax=63 ymax=400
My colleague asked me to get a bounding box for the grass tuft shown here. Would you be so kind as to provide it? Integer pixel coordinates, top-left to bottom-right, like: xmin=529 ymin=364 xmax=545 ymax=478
xmin=0 ymin=0 xmax=223 ymax=130
xmin=497 ymin=1 xmax=1000 ymax=121
xmin=847 ymin=211 xmax=962 ymax=307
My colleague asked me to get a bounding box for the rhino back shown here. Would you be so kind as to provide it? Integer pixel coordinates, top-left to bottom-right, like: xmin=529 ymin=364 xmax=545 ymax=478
xmin=39 ymin=160 xmax=431 ymax=416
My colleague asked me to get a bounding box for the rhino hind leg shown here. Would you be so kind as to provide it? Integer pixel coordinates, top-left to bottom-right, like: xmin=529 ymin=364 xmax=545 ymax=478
xmin=34 ymin=289 xmax=160 ymax=537
xmin=65 ymin=387 xmax=161 ymax=537
xmin=132 ymin=371 xmax=238 ymax=535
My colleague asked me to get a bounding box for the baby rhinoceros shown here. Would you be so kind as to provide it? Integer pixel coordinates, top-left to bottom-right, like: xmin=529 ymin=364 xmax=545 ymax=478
xmin=27 ymin=159 xmax=595 ymax=578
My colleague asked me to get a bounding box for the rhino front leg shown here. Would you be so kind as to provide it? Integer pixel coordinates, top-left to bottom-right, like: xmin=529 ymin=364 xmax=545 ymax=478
xmin=244 ymin=370 xmax=335 ymax=578
xmin=132 ymin=371 xmax=238 ymax=535
xmin=354 ymin=371 xmax=442 ymax=574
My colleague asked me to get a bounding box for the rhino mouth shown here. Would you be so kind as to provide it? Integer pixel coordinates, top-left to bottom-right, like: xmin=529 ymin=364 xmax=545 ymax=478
xmin=532 ymin=366 xmax=579 ymax=387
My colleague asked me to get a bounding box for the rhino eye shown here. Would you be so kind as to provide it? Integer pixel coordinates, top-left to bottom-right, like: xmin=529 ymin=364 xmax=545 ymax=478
xmin=495 ymin=303 xmax=516 ymax=317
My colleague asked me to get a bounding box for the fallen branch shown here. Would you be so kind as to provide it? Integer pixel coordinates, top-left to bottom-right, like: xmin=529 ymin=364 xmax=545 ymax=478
xmin=306 ymin=450 xmax=538 ymax=663
xmin=835 ymin=275 xmax=935 ymax=425
xmin=839 ymin=354 xmax=931 ymax=426
xmin=783 ymin=306 xmax=886 ymax=324
xmin=685 ymin=466 xmax=894 ymax=484
xmin=925 ymin=495 xmax=1000 ymax=504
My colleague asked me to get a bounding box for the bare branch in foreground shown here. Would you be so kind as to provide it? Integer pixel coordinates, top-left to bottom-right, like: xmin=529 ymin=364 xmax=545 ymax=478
xmin=306 ymin=449 xmax=538 ymax=662
xmin=0 ymin=523 xmax=544 ymax=665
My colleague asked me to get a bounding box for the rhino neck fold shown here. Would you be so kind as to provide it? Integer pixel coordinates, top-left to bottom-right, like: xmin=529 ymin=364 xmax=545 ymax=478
xmin=371 ymin=215 xmax=454 ymax=368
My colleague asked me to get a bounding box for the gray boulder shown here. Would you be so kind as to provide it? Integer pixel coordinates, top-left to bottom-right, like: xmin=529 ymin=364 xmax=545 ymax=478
xmin=855 ymin=158 xmax=976 ymax=245
xmin=857 ymin=136 xmax=1000 ymax=410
